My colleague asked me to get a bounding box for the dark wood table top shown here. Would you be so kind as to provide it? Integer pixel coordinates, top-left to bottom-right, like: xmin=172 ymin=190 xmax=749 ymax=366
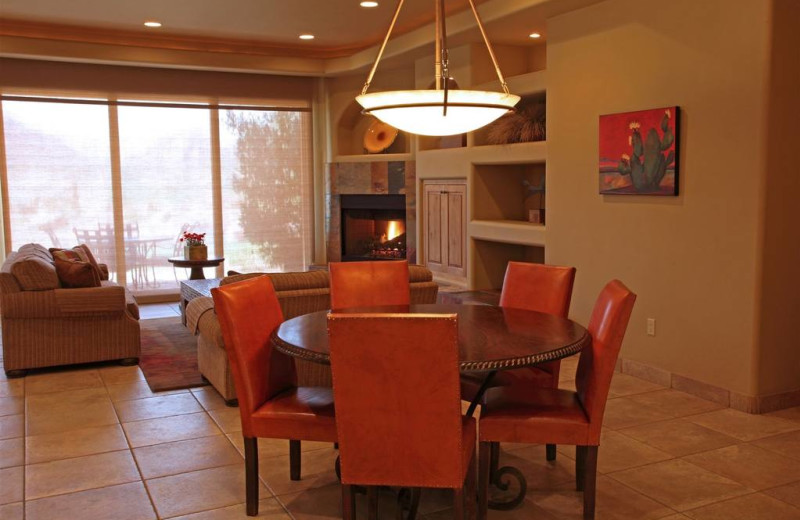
xmin=272 ymin=303 xmax=591 ymax=373
xmin=168 ymin=257 xmax=225 ymax=267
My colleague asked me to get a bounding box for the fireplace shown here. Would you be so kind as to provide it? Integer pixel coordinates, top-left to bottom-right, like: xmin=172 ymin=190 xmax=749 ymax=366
xmin=340 ymin=194 xmax=406 ymax=261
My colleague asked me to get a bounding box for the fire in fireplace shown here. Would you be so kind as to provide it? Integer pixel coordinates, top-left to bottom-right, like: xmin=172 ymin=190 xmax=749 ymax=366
xmin=340 ymin=194 xmax=406 ymax=261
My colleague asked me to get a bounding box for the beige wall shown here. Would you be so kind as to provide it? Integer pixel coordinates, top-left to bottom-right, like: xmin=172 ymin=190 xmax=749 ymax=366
xmin=546 ymin=0 xmax=772 ymax=395
xmin=756 ymin=0 xmax=800 ymax=397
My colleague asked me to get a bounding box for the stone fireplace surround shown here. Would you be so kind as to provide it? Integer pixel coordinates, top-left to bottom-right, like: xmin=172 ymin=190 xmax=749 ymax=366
xmin=326 ymin=160 xmax=417 ymax=263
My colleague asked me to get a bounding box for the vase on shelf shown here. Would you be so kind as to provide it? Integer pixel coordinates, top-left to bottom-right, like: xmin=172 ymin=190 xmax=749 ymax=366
xmin=184 ymin=245 xmax=207 ymax=260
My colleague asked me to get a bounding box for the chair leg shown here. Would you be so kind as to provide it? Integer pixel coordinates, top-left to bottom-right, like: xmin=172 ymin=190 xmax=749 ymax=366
xmin=366 ymin=486 xmax=379 ymax=520
xmin=478 ymin=441 xmax=491 ymax=520
xmin=489 ymin=442 xmax=500 ymax=484
xmin=465 ymin=453 xmax=477 ymax=520
xmin=575 ymin=445 xmax=587 ymax=491
xmin=290 ymin=440 xmax=301 ymax=481
xmin=244 ymin=437 xmax=259 ymax=516
xmin=342 ymin=484 xmax=356 ymax=520
xmin=583 ymin=446 xmax=598 ymax=520
xmin=546 ymin=444 xmax=557 ymax=461
xmin=453 ymin=485 xmax=465 ymax=520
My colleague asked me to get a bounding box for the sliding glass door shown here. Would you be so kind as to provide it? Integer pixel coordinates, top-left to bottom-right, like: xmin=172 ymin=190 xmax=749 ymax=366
xmin=0 ymin=96 xmax=313 ymax=295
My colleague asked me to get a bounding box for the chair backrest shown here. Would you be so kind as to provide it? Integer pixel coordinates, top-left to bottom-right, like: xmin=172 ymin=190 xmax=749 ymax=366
xmin=328 ymin=313 xmax=465 ymax=488
xmin=499 ymin=261 xmax=576 ymax=317
xmin=575 ymin=280 xmax=637 ymax=442
xmin=211 ymin=276 xmax=297 ymax=436
xmin=329 ymin=260 xmax=410 ymax=310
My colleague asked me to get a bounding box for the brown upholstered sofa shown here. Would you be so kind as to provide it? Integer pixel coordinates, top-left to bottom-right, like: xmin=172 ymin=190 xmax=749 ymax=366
xmin=185 ymin=266 xmax=438 ymax=404
xmin=0 ymin=244 xmax=141 ymax=377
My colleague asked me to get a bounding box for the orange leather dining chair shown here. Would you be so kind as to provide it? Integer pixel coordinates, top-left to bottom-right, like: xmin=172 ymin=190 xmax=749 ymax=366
xmin=329 ymin=260 xmax=410 ymax=310
xmin=212 ymin=276 xmax=337 ymax=516
xmin=461 ymin=261 xmax=576 ymax=460
xmin=328 ymin=313 xmax=476 ymax=520
xmin=477 ymin=280 xmax=636 ymax=520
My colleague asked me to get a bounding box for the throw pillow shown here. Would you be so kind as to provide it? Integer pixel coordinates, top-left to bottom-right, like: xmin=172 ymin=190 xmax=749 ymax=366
xmin=52 ymin=256 xmax=102 ymax=288
xmin=50 ymin=246 xmax=104 ymax=280
xmin=74 ymin=244 xmax=105 ymax=279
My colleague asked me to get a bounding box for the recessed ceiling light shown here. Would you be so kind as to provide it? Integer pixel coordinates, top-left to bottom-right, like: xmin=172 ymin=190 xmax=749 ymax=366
xmin=299 ymin=34 xmax=315 ymax=40
xmin=360 ymin=1 xmax=379 ymax=7
xmin=529 ymin=32 xmax=541 ymax=39
xmin=143 ymin=21 xmax=162 ymax=28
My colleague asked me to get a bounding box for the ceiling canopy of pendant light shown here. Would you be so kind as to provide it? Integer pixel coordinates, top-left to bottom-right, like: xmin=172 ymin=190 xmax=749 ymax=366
xmin=355 ymin=0 xmax=520 ymax=137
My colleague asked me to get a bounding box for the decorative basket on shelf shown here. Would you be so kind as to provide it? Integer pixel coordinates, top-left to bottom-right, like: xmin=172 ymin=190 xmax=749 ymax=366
xmin=180 ymin=232 xmax=207 ymax=260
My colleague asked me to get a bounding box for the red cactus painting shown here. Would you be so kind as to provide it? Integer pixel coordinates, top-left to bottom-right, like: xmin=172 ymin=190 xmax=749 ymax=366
xmin=599 ymin=106 xmax=679 ymax=195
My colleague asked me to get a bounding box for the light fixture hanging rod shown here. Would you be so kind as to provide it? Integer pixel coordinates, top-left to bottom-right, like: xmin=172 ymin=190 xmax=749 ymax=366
xmin=466 ymin=0 xmax=510 ymax=94
xmin=361 ymin=0 xmax=406 ymax=96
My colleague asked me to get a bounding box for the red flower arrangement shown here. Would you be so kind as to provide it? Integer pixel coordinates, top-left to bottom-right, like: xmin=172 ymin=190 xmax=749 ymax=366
xmin=179 ymin=231 xmax=206 ymax=247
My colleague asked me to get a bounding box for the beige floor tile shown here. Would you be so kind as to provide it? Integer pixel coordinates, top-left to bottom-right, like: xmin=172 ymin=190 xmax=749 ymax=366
xmin=753 ymin=430 xmax=800 ymax=461
xmin=619 ymin=419 xmax=739 ymax=457
xmin=208 ymin=406 xmax=244 ymax=434
xmin=765 ymin=481 xmax=800 ymax=509
xmin=654 ymin=515 xmax=691 ymax=520
xmin=107 ymin=380 xmax=188 ymax=402
xmin=281 ymin=482 xmax=456 ymax=520
xmin=25 ymin=449 xmax=140 ymax=500
xmin=123 ymin=411 xmax=222 ymax=448
xmin=767 ymin=406 xmax=800 ymax=422
xmin=0 ymin=380 xmax=24 ymax=398
xmin=115 ymin=392 xmax=202 ymax=423
xmin=0 ymin=502 xmax=23 ymax=520
xmin=99 ymin=365 xmax=145 ymax=385
xmin=227 ymin=433 xmax=333 ymax=460
xmin=146 ymin=463 xmax=270 ymax=518
xmin=627 ymin=390 xmax=723 ymax=418
xmin=0 ymin=466 xmax=23 ymax=505
xmin=0 ymin=414 xmax=24 ymax=440
xmin=134 ymin=434 xmax=243 ymax=479
xmin=25 ymin=368 xmax=104 ymax=395
xmin=26 ymin=386 xmax=117 ymax=436
xmin=25 ymin=424 xmax=128 ymax=464
xmin=258 ymin=446 xmax=340 ymax=497
xmin=602 ymin=397 xmax=673 ymax=430
xmin=524 ymin=475 xmax=678 ymax=520
xmin=170 ymin=497 xmax=292 ymax=519
xmin=687 ymin=409 xmax=800 ymax=442
xmin=497 ymin=444 xmax=577 ymax=489
xmin=424 ymin=492 xmax=563 ymax=520
xmin=25 ymin=481 xmax=156 ymax=520
xmin=608 ymin=373 xmax=666 ymax=397
xmin=0 ymin=437 xmax=24 ymax=468
xmin=191 ymin=387 xmax=230 ymax=411
xmin=683 ymin=444 xmax=800 ymax=490
xmin=0 ymin=396 xmax=23 ymax=416
xmin=610 ymin=459 xmax=753 ymax=511
xmin=684 ymin=492 xmax=800 ymax=520
xmin=586 ymin=430 xmax=673 ymax=474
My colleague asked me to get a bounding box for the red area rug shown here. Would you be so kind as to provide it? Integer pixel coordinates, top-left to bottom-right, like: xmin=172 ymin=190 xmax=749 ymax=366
xmin=139 ymin=317 xmax=208 ymax=392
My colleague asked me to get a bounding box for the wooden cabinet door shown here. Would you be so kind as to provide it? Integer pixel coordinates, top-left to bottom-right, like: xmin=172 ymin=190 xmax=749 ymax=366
xmin=423 ymin=181 xmax=466 ymax=279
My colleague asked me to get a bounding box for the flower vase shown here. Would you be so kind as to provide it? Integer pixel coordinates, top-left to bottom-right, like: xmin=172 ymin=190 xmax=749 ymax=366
xmin=184 ymin=245 xmax=207 ymax=260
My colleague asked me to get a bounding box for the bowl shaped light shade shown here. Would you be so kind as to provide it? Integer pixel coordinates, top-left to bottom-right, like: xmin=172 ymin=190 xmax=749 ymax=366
xmin=356 ymin=89 xmax=520 ymax=136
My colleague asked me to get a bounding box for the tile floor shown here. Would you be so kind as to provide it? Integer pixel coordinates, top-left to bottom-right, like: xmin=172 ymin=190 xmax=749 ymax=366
xmin=1 ymin=304 xmax=799 ymax=519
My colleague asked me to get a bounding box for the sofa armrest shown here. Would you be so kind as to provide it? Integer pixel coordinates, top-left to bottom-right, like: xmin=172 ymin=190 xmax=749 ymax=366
xmin=1 ymin=285 xmax=129 ymax=319
xmin=186 ymin=296 xmax=216 ymax=335
xmin=54 ymin=285 xmax=128 ymax=314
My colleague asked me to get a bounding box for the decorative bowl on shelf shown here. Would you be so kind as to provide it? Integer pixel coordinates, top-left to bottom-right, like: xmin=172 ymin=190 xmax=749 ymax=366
xmin=363 ymin=120 xmax=399 ymax=153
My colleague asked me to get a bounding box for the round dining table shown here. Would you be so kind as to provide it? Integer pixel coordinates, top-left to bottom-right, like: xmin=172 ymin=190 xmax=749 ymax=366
xmin=271 ymin=303 xmax=592 ymax=512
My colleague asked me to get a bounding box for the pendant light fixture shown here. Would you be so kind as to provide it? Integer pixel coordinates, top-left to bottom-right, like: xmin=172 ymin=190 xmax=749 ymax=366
xmin=356 ymin=0 xmax=520 ymax=136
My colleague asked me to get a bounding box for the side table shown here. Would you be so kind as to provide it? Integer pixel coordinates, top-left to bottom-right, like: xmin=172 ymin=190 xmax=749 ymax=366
xmin=179 ymin=278 xmax=221 ymax=326
xmin=168 ymin=257 xmax=225 ymax=280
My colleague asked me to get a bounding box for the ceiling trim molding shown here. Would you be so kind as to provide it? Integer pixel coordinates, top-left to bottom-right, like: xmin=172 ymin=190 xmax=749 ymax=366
xmin=0 ymin=18 xmax=372 ymax=60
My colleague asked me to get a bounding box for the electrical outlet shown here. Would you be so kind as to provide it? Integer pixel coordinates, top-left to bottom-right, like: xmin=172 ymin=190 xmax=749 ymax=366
xmin=646 ymin=318 xmax=656 ymax=336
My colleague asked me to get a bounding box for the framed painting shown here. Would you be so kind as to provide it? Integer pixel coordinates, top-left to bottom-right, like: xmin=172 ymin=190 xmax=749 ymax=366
xmin=599 ymin=106 xmax=679 ymax=195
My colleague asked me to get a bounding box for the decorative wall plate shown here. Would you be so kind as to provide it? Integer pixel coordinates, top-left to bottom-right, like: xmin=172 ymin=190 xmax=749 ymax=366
xmin=363 ymin=120 xmax=399 ymax=153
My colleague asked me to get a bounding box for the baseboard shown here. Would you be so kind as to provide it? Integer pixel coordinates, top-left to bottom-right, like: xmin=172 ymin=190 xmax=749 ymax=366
xmin=619 ymin=357 xmax=800 ymax=414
